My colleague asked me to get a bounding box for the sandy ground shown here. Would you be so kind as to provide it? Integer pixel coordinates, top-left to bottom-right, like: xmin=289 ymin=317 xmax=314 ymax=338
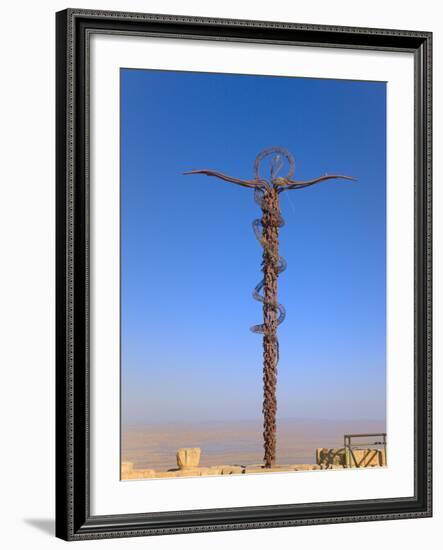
xmin=122 ymin=418 xmax=385 ymax=471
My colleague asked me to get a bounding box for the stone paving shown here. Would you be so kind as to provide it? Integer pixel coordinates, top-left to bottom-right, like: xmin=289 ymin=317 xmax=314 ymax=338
xmin=121 ymin=445 xmax=386 ymax=480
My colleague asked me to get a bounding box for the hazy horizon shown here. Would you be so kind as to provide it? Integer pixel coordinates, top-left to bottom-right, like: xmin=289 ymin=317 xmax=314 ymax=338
xmin=122 ymin=418 xmax=386 ymax=471
xmin=122 ymin=415 xmax=386 ymax=428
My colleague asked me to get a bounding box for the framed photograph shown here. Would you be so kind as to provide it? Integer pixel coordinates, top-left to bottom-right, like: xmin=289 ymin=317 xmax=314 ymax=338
xmin=55 ymin=8 xmax=432 ymax=540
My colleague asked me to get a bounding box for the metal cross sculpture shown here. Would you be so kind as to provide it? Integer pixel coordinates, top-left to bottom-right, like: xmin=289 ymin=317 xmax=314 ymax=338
xmin=184 ymin=147 xmax=355 ymax=468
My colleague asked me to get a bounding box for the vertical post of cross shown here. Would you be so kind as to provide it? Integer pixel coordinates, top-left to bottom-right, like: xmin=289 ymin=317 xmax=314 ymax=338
xmin=261 ymin=187 xmax=280 ymax=467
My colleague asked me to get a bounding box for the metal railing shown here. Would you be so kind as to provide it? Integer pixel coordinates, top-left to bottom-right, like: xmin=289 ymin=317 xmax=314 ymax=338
xmin=343 ymin=433 xmax=387 ymax=468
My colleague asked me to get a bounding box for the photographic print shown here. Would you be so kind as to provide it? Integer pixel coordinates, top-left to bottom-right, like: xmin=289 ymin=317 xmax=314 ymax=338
xmin=56 ymin=9 xmax=432 ymax=539
xmin=120 ymin=69 xmax=387 ymax=480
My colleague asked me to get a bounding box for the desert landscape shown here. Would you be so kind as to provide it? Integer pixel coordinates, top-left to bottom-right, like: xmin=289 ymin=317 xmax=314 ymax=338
xmin=121 ymin=418 xmax=386 ymax=479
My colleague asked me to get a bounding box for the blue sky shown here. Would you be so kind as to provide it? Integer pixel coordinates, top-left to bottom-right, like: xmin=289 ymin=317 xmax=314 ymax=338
xmin=121 ymin=68 xmax=386 ymax=425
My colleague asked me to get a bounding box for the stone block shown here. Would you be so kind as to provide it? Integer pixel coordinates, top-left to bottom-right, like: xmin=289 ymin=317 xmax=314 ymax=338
xmin=121 ymin=461 xmax=134 ymax=473
xmin=122 ymin=468 xmax=156 ymax=480
xmin=316 ymin=448 xmax=346 ymax=467
xmin=176 ymin=447 xmax=201 ymax=470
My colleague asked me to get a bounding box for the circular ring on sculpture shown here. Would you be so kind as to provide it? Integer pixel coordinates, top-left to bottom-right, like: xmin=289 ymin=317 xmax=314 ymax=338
xmin=254 ymin=147 xmax=295 ymax=181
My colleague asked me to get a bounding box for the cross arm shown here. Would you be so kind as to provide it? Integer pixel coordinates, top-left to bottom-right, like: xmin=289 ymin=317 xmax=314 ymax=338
xmin=183 ymin=169 xmax=264 ymax=189
xmin=279 ymin=174 xmax=356 ymax=192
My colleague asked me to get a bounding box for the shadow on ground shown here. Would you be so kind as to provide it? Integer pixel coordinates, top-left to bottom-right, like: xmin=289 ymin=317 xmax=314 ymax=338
xmin=24 ymin=518 xmax=55 ymax=536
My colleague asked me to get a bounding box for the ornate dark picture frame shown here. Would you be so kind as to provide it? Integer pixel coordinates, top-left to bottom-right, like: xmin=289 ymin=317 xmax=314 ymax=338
xmin=55 ymin=8 xmax=432 ymax=541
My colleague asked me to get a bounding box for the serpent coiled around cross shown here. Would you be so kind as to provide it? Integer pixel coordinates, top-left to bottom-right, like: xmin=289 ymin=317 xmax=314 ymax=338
xmin=184 ymin=147 xmax=355 ymax=467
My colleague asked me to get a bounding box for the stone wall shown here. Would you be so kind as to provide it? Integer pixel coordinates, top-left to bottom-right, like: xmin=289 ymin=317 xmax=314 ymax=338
xmin=121 ymin=445 xmax=387 ymax=480
xmin=121 ymin=460 xmax=321 ymax=479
